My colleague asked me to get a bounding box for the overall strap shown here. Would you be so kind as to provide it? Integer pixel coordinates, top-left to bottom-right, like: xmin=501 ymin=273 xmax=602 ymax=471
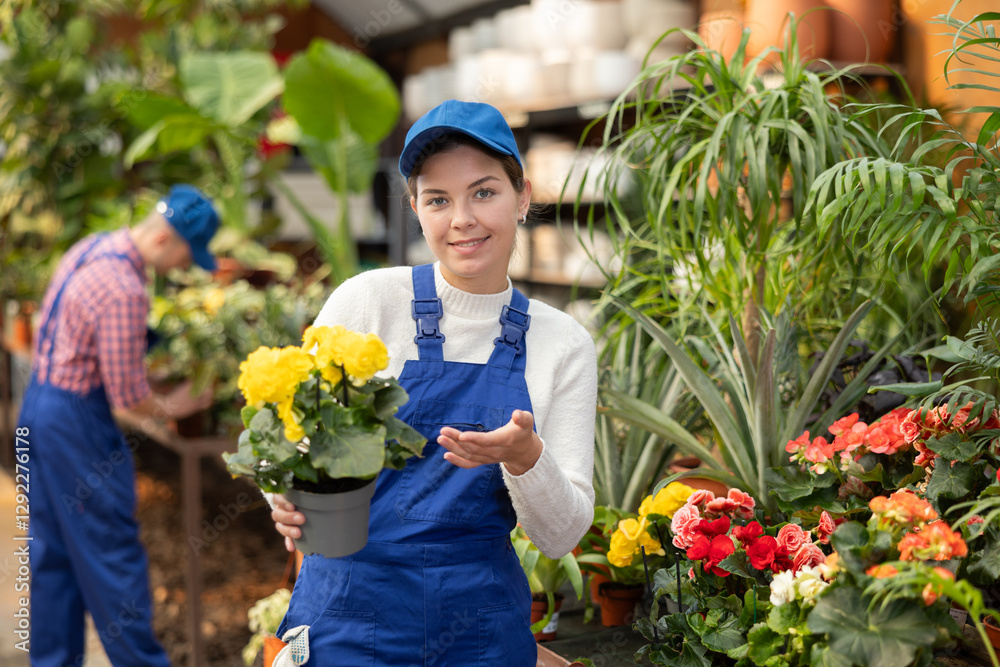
xmin=37 ymin=233 xmax=108 ymax=367
xmin=488 ymin=288 xmax=530 ymax=372
xmin=410 ymin=264 xmax=444 ymax=361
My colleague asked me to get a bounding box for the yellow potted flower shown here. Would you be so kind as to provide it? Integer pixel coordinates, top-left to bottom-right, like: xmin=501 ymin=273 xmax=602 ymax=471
xmin=223 ymin=325 xmax=427 ymax=557
xmin=598 ymin=482 xmax=695 ymax=626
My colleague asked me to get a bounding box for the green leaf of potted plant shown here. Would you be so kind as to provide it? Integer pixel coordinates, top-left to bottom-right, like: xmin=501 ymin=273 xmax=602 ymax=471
xmin=511 ymin=525 xmax=585 ymax=641
xmin=223 ymin=325 xmax=427 ymax=557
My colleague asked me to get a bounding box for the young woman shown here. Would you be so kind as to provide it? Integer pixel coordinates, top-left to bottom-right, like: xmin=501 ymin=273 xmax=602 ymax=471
xmin=270 ymin=100 xmax=597 ymax=666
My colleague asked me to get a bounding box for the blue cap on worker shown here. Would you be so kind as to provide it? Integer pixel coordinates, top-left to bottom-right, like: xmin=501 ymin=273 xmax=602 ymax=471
xmin=156 ymin=184 xmax=220 ymax=271
xmin=399 ymin=100 xmax=522 ymax=179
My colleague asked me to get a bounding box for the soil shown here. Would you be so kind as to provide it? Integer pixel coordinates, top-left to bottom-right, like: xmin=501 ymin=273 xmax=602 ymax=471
xmin=134 ymin=440 xmax=290 ymax=667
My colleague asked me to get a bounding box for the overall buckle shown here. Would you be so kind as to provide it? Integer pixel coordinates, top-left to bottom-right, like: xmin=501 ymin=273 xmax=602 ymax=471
xmin=494 ymin=305 xmax=530 ymax=352
xmin=412 ymin=297 xmax=445 ymax=342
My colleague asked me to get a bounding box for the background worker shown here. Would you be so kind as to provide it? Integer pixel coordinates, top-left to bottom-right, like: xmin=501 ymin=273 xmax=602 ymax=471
xmin=17 ymin=184 xmax=219 ymax=667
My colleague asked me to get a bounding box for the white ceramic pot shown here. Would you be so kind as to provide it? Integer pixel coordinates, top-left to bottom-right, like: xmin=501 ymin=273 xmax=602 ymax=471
xmin=572 ymin=51 xmax=640 ymax=101
xmin=470 ymin=16 xmax=497 ymax=52
xmin=497 ymin=5 xmax=536 ymax=52
xmin=448 ymin=26 xmax=475 ymax=61
xmin=502 ymin=54 xmax=542 ymax=107
xmin=531 ymin=0 xmax=574 ymax=52
xmin=473 ymin=49 xmax=511 ymax=106
xmin=402 ymin=73 xmax=428 ymax=122
xmin=567 ymin=1 xmax=627 ymax=52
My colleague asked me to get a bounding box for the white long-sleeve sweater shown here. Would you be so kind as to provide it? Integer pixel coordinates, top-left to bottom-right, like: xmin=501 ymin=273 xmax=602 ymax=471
xmin=312 ymin=262 xmax=597 ymax=558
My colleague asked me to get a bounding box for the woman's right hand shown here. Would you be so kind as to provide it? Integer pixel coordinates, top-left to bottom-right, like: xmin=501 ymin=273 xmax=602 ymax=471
xmin=271 ymin=494 xmax=305 ymax=553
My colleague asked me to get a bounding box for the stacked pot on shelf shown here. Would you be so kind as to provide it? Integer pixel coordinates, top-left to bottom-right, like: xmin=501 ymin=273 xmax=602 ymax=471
xmin=402 ymin=0 xmax=699 ymax=121
xmin=699 ymin=0 xmax=900 ymax=65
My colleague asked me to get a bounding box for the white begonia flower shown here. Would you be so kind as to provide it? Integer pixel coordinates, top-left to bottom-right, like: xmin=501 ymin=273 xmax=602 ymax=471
xmin=769 ymin=570 xmax=797 ymax=606
xmin=794 ymin=566 xmax=829 ymax=601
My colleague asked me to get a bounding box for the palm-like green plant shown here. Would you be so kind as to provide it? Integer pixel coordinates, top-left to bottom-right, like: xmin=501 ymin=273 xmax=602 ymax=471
xmin=806 ymin=3 xmax=1000 ymax=306
xmin=576 ymin=23 xmax=939 ymax=358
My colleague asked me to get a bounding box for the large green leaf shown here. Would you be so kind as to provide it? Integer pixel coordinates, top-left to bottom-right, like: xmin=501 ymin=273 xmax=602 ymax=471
xmin=282 ymin=39 xmax=399 ymax=144
xmin=124 ymin=94 xmax=196 ymax=130
xmin=180 ymin=51 xmax=283 ymax=126
xmin=299 ymin=131 xmax=379 ymax=194
xmin=925 ymin=460 xmax=976 ymax=504
xmin=699 ymin=612 xmax=746 ymax=653
xmin=924 ymin=432 xmax=979 ymax=462
xmin=307 ymin=405 xmax=387 ymax=479
xmin=807 ymin=586 xmax=935 ymax=667
xmin=123 ymin=113 xmax=217 ymax=167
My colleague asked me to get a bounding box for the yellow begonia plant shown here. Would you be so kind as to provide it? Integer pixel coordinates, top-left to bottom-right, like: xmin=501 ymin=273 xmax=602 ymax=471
xmin=223 ymin=325 xmax=427 ymax=493
xmin=608 ymin=482 xmax=694 ymax=579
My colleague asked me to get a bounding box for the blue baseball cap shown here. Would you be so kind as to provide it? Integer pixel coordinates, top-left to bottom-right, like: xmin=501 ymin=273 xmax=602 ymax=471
xmin=399 ymin=100 xmax=522 ymax=179
xmin=156 ymin=185 xmax=220 ymax=271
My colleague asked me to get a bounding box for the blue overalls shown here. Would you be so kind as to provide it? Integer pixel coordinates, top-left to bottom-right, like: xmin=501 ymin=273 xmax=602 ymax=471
xmin=17 ymin=235 xmax=170 ymax=667
xmin=279 ymin=264 xmax=538 ymax=666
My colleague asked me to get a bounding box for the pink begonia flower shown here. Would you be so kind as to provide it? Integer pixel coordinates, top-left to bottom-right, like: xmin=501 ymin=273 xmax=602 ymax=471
xmin=804 ymin=437 xmax=834 ymax=464
xmin=900 ymin=413 xmax=922 ymax=444
xmin=817 ymin=511 xmax=836 ymax=544
xmin=706 ymin=497 xmax=738 ymax=515
xmin=671 ymin=503 xmax=702 ymax=549
xmin=792 ymin=543 xmax=826 ymax=571
xmin=786 ymin=431 xmax=810 ymax=454
xmin=687 ymin=489 xmax=716 ymax=507
xmin=727 ymin=488 xmax=756 ymax=519
xmin=776 ymin=524 xmax=811 ymax=554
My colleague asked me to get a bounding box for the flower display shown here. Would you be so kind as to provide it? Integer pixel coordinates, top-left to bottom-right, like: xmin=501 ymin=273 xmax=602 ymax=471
xmin=223 ymin=326 xmax=427 ymax=494
xmin=785 ymin=403 xmax=1000 ymax=474
xmin=869 ymin=489 xmax=938 ymax=530
xmin=897 ymin=521 xmax=968 ymax=562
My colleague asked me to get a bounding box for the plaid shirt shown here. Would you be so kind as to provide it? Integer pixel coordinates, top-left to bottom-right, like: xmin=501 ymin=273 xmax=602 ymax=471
xmin=32 ymin=228 xmax=152 ymax=409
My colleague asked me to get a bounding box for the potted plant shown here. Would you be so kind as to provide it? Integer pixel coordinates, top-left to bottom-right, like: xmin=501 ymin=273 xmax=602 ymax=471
xmin=223 ymin=325 xmax=427 ymax=557
xmin=241 ymin=588 xmax=292 ymax=666
xmin=512 ymin=525 xmax=585 ymax=641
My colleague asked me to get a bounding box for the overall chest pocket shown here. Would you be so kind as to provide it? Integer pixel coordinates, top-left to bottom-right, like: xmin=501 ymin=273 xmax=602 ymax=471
xmin=395 ymin=400 xmax=506 ymax=526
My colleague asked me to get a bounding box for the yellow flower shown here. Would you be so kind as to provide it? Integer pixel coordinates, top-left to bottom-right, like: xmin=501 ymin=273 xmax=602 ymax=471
xmin=608 ymin=517 xmax=661 ymax=568
xmin=276 ymin=396 xmax=305 ymax=443
xmin=203 ymin=288 xmax=226 ymax=316
xmin=343 ymin=333 xmax=389 ymax=384
xmin=302 ymin=325 xmax=388 ymax=385
xmin=238 ymin=345 xmax=314 ymax=406
xmin=639 ymin=482 xmax=695 ymax=519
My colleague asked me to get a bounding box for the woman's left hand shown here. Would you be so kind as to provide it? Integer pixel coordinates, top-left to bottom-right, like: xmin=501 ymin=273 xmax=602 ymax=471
xmin=438 ymin=409 xmax=542 ymax=475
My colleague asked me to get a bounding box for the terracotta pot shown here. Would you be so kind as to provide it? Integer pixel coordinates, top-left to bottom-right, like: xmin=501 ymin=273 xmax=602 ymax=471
xmin=744 ymin=0 xmax=831 ymax=64
xmin=598 ymin=583 xmax=644 ymax=627
xmin=11 ymin=313 xmax=32 ymax=351
xmin=263 ymin=635 xmax=286 ymax=667
xmin=826 ymin=0 xmax=896 ymax=64
xmin=531 ymin=593 xmax=564 ymax=641
xmin=699 ymin=10 xmax=746 ymax=63
xmin=669 ymin=456 xmax=730 ymax=497
xmin=212 ymin=257 xmax=245 ymax=286
xmin=985 ymin=616 xmax=1000 ymax=652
